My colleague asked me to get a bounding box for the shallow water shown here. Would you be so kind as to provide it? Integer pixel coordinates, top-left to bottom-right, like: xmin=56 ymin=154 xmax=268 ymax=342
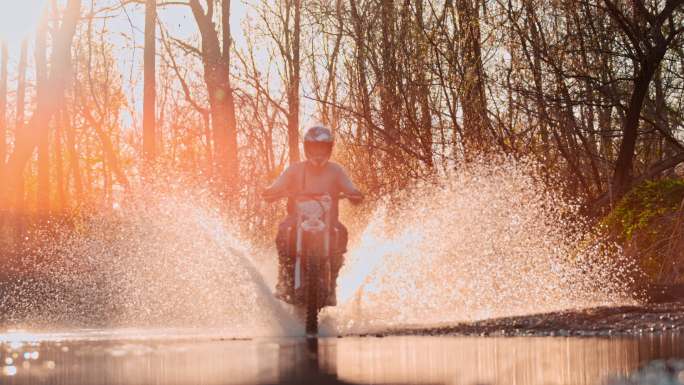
xmin=1 ymin=329 xmax=683 ymax=385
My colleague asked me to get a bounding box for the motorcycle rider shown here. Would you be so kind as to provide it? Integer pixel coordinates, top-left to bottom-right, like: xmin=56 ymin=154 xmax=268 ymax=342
xmin=263 ymin=125 xmax=363 ymax=305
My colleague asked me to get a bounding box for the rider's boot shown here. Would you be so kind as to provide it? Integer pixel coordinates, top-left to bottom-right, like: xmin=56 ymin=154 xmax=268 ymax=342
xmin=275 ymin=263 xmax=294 ymax=303
xmin=275 ymin=221 xmax=295 ymax=303
xmin=324 ymin=253 xmax=344 ymax=307
xmin=325 ymin=291 xmax=337 ymax=307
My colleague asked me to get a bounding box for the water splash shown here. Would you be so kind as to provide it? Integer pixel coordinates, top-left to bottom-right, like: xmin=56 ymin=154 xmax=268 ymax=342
xmin=1 ymin=186 xmax=298 ymax=337
xmin=323 ymin=157 xmax=638 ymax=334
xmin=1 ymin=158 xmax=638 ymax=337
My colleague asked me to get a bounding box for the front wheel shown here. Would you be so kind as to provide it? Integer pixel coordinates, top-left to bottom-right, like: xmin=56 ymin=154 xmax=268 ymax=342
xmin=305 ymin=254 xmax=319 ymax=334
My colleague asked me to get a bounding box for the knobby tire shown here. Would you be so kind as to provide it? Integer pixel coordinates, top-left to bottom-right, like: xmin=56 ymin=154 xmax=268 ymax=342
xmin=306 ymin=254 xmax=319 ymax=335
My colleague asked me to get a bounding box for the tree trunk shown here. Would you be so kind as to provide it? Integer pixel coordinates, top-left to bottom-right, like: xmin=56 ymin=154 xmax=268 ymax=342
xmin=611 ymin=53 xmax=664 ymax=198
xmin=599 ymin=99 xmax=613 ymax=163
xmin=143 ymin=0 xmax=156 ymax=176
xmin=654 ymin=65 xmax=673 ymax=158
xmin=286 ymin=0 xmax=301 ymax=165
xmin=55 ymin=108 xmax=66 ymax=211
xmin=36 ymin=7 xmax=50 ymax=214
xmin=0 ymin=42 xmax=7 ymax=170
xmin=414 ymin=0 xmax=433 ymax=169
xmin=523 ymin=3 xmax=550 ymax=156
xmin=1 ymin=42 xmax=9 ymax=235
xmin=12 ymin=39 xmax=29 ymax=213
xmin=10 ymin=38 xmax=29 ymax=247
xmin=349 ymin=0 xmax=377 ymax=189
xmin=65 ymin=106 xmax=83 ymax=203
xmin=1 ymin=0 xmax=81 ymax=212
xmin=455 ymin=0 xmax=491 ymax=156
xmin=189 ymin=0 xmax=239 ymax=198
xmin=81 ymin=107 xmax=130 ymax=188
xmin=379 ymin=0 xmax=397 ymax=143
xmin=221 ymin=0 xmax=239 ymax=195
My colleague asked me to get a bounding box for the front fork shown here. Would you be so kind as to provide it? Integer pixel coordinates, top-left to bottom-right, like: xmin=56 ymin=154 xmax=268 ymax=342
xmin=294 ymin=214 xmax=332 ymax=294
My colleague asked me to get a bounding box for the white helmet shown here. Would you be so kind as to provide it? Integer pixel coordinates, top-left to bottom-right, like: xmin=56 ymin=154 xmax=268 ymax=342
xmin=303 ymin=126 xmax=334 ymax=164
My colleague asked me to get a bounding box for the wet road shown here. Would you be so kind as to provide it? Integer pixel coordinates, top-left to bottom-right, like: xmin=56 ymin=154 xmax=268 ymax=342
xmin=2 ymin=330 xmax=684 ymax=385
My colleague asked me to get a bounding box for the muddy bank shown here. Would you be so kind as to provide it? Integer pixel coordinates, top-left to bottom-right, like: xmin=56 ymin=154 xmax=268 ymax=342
xmin=366 ymin=303 xmax=684 ymax=337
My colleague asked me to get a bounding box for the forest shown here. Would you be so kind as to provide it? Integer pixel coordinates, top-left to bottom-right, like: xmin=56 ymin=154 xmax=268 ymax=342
xmin=0 ymin=0 xmax=683 ymax=285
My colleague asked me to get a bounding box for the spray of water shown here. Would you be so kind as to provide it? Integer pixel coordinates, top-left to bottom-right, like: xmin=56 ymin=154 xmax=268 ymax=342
xmin=323 ymin=157 xmax=638 ymax=334
xmin=1 ymin=186 xmax=298 ymax=337
xmin=1 ymin=158 xmax=638 ymax=337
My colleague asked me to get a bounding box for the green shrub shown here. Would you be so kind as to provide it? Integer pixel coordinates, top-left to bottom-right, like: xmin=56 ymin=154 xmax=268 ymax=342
xmin=604 ymin=179 xmax=684 ymax=240
xmin=603 ymin=178 xmax=684 ymax=282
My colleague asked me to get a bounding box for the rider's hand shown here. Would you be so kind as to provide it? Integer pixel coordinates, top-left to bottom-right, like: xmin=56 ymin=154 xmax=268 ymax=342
xmin=320 ymin=194 xmax=333 ymax=206
xmin=261 ymin=188 xmax=279 ymax=202
xmin=346 ymin=193 xmax=363 ymax=205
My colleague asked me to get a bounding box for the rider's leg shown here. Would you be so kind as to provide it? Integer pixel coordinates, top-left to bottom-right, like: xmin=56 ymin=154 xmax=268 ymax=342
xmin=332 ymin=222 xmax=348 ymax=274
xmin=275 ymin=216 xmax=296 ymax=301
xmin=326 ymin=223 xmax=349 ymax=306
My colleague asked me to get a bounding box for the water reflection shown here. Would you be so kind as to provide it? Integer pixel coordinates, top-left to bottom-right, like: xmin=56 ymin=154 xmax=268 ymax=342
xmin=324 ymin=335 xmax=684 ymax=385
xmin=1 ymin=331 xmax=683 ymax=385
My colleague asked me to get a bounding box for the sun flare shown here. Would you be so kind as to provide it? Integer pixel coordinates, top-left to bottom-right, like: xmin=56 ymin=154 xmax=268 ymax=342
xmin=0 ymin=0 xmax=47 ymax=45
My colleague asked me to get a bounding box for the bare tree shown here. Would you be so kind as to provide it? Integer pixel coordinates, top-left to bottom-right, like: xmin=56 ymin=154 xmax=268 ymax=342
xmin=455 ymin=0 xmax=492 ymax=155
xmin=348 ymin=0 xmax=377 ymax=189
xmin=13 ymin=39 xmax=29 ymax=212
xmin=143 ymin=0 xmax=156 ymax=176
xmin=0 ymin=42 xmax=7 ymax=171
xmin=1 ymin=0 xmax=81 ymax=211
xmin=258 ymin=0 xmax=302 ymax=165
xmin=54 ymin=109 xmax=66 ymax=211
xmin=287 ymin=0 xmax=302 ymax=165
xmin=606 ymin=0 xmax=684 ymax=199
xmin=37 ymin=6 xmax=50 ymax=213
xmin=65 ymin=103 xmax=83 ymax=203
xmin=379 ymin=0 xmax=398 ymax=145
xmin=188 ymin=0 xmax=240 ymax=199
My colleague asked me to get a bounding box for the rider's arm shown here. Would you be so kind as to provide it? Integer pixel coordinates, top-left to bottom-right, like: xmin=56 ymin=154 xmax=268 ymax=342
xmin=262 ymin=166 xmax=293 ymax=202
xmin=336 ymin=166 xmax=364 ymax=205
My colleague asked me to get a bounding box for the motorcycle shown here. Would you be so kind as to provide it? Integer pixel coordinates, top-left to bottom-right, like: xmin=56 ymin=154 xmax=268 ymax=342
xmin=289 ymin=193 xmax=342 ymax=334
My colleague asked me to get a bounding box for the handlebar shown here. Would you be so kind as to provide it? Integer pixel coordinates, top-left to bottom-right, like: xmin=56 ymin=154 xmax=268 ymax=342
xmin=262 ymin=190 xmax=362 ymax=202
xmin=288 ymin=192 xmax=356 ymax=201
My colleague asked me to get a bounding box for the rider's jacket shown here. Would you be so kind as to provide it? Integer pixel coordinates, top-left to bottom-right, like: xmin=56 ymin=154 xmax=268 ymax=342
xmin=264 ymin=161 xmax=362 ymax=223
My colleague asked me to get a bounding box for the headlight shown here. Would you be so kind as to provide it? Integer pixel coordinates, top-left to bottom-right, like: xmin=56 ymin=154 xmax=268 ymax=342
xmin=301 ymin=218 xmax=326 ymax=232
